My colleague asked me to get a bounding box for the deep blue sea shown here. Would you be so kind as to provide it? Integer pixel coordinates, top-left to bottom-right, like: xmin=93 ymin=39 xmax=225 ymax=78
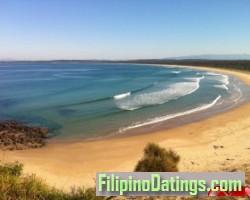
xmin=0 ymin=63 xmax=249 ymax=139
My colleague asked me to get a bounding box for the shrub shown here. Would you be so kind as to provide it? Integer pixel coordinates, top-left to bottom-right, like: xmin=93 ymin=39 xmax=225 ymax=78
xmin=0 ymin=161 xmax=108 ymax=200
xmin=134 ymin=143 xmax=180 ymax=172
xmin=0 ymin=160 xmax=23 ymax=176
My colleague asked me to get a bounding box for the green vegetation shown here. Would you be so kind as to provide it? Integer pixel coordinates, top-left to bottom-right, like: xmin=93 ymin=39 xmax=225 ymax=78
xmin=118 ymin=59 xmax=250 ymax=71
xmin=0 ymin=160 xmax=107 ymax=200
xmin=0 ymin=160 xmax=23 ymax=176
xmin=134 ymin=143 xmax=180 ymax=172
xmin=2 ymin=60 xmax=250 ymax=71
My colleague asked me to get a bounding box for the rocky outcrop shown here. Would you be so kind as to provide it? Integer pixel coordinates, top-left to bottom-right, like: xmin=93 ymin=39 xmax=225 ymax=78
xmin=0 ymin=121 xmax=48 ymax=151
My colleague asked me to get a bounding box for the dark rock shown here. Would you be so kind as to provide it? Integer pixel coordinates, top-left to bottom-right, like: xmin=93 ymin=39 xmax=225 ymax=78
xmin=0 ymin=121 xmax=48 ymax=151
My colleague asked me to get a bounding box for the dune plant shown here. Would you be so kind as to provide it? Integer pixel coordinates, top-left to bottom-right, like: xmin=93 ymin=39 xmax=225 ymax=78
xmin=134 ymin=143 xmax=180 ymax=172
xmin=0 ymin=160 xmax=108 ymax=200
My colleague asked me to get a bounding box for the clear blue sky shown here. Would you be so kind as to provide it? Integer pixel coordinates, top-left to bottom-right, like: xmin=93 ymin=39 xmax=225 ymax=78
xmin=0 ymin=0 xmax=250 ymax=60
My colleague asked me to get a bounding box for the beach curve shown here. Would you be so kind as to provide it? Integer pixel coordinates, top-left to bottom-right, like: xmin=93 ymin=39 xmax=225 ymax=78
xmin=1 ymin=65 xmax=250 ymax=189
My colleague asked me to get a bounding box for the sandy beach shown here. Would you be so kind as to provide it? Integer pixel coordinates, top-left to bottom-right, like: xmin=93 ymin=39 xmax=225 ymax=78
xmin=1 ymin=65 xmax=250 ymax=190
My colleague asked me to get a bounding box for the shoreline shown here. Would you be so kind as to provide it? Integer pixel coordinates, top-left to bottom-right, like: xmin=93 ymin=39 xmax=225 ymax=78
xmin=49 ymin=63 xmax=248 ymax=142
xmin=1 ymin=65 xmax=250 ymax=189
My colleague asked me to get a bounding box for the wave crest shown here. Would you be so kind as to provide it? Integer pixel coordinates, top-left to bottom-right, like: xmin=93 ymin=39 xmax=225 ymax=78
xmin=214 ymin=84 xmax=229 ymax=91
xmin=115 ymin=76 xmax=204 ymax=111
xmin=206 ymin=72 xmax=229 ymax=92
xmin=119 ymin=95 xmax=221 ymax=132
xmin=113 ymin=92 xmax=131 ymax=99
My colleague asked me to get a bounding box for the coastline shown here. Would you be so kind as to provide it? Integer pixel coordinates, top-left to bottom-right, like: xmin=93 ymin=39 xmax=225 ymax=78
xmin=1 ymin=65 xmax=250 ymax=189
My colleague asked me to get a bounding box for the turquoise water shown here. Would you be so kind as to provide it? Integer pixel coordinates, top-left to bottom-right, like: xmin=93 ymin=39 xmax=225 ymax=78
xmin=0 ymin=63 xmax=249 ymax=139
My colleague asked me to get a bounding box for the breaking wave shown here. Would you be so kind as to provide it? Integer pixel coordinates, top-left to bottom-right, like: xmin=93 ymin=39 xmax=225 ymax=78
xmin=214 ymin=84 xmax=229 ymax=91
xmin=206 ymin=72 xmax=229 ymax=92
xmin=119 ymin=95 xmax=222 ymax=132
xmin=115 ymin=76 xmax=204 ymax=111
xmin=113 ymin=92 xmax=131 ymax=99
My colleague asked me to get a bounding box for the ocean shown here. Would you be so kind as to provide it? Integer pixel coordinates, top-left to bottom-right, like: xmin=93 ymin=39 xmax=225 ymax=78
xmin=0 ymin=62 xmax=249 ymax=140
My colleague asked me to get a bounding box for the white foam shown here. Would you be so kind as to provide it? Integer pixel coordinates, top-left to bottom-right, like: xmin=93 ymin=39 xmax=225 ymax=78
xmin=220 ymin=75 xmax=229 ymax=85
xmin=115 ymin=76 xmax=204 ymax=111
xmin=119 ymin=95 xmax=221 ymax=133
xmin=216 ymin=75 xmax=229 ymax=92
xmin=214 ymin=84 xmax=229 ymax=91
xmin=171 ymin=71 xmax=181 ymax=74
xmin=116 ymin=83 xmax=197 ymax=110
xmin=233 ymin=84 xmax=243 ymax=102
xmin=205 ymin=72 xmax=221 ymax=76
xmin=205 ymin=72 xmax=229 ymax=85
xmin=185 ymin=75 xmax=205 ymax=82
xmin=208 ymin=73 xmax=229 ymax=92
xmin=113 ymin=92 xmax=131 ymax=100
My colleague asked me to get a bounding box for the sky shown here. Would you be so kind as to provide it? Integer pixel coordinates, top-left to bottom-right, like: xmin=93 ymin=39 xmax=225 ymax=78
xmin=0 ymin=0 xmax=250 ymax=60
